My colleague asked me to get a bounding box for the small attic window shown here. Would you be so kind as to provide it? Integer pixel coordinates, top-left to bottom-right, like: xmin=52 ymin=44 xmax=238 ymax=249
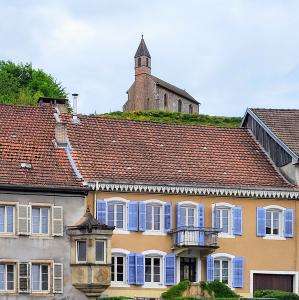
xmin=20 ymin=163 xmax=32 ymax=170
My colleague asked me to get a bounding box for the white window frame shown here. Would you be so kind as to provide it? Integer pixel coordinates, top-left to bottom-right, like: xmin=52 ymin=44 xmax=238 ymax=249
xmin=111 ymin=248 xmax=130 ymax=288
xmin=211 ymin=253 xmax=235 ymax=288
xmin=142 ymin=250 xmax=166 ymax=288
xmin=95 ymin=240 xmax=106 ymax=264
xmin=0 ymin=263 xmax=16 ymax=293
xmin=263 ymin=205 xmax=285 ymax=240
xmin=76 ymin=240 xmax=87 ymax=263
xmin=212 ymin=203 xmax=235 ymax=239
xmin=143 ymin=200 xmax=166 ymax=236
xmin=31 ymin=205 xmax=50 ymax=236
xmin=179 ymin=201 xmax=198 ymax=227
xmin=31 ymin=263 xmax=50 ymax=293
xmin=0 ymin=205 xmax=15 ymax=235
xmin=105 ymin=198 xmax=129 ymax=234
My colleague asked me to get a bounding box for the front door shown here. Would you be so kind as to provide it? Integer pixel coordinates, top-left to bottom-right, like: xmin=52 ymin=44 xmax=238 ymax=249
xmin=180 ymin=257 xmax=197 ymax=282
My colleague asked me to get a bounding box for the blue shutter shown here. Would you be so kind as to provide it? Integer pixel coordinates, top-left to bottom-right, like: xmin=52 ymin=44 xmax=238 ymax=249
xmin=127 ymin=254 xmax=136 ymax=284
xmin=128 ymin=202 xmax=138 ymax=231
xmin=164 ymin=254 xmax=176 ymax=285
xmin=284 ymin=208 xmax=294 ymax=238
xmin=207 ymin=255 xmax=214 ymax=282
xmin=164 ymin=203 xmax=172 ymax=232
xmin=256 ymin=207 xmax=266 ymax=237
xmin=198 ymin=204 xmax=205 ymax=245
xmin=139 ymin=202 xmax=145 ymax=231
xmin=135 ymin=254 xmax=144 ymax=285
xmin=96 ymin=200 xmax=107 ymax=224
xmin=233 ymin=206 xmax=242 ymax=236
xmin=176 ymin=203 xmax=181 ymax=228
xmin=232 ymin=256 xmax=244 ymax=288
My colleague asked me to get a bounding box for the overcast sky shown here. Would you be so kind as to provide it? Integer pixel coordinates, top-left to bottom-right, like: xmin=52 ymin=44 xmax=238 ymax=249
xmin=1 ymin=1 xmax=299 ymax=116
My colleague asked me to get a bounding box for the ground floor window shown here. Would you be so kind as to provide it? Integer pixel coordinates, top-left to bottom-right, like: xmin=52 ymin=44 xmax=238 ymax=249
xmin=214 ymin=258 xmax=230 ymax=284
xmin=111 ymin=255 xmax=125 ymax=283
xmin=0 ymin=263 xmax=15 ymax=291
xmin=145 ymin=257 xmax=161 ymax=283
xmin=32 ymin=264 xmax=49 ymax=292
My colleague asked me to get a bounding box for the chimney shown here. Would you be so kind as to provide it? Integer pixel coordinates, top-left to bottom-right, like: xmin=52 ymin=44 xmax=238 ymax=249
xmin=72 ymin=93 xmax=79 ymax=123
xmin=55 ymin=122 xmax=68 ymax=147
xmin=38 ymin=97 xmax=69 ymax=113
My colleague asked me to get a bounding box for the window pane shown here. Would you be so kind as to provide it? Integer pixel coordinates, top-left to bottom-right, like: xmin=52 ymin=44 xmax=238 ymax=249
xmin=154 ymin=206 xmax=160 ymax=230
xmin=6 ymin=207 xmax=14 ymax=233
xmin=77 ymin=241 xmax=87 ymax=262
xmin=0 ymin=207 xmax=4 ymax=232
xmin=116 ymin=205 xmax=124 ymax=228
xmin=188 ymin=208 xmax=194 ymax=227
xmin=221 ymin=210 xmax=229 ymax=233
xmin=0 ymin=264 xmax=4 ymax=290
xmin=153 ymin=258 xmax=160 ymax=282
xmin=32 ymin=265 xmax=40 ymax=290
xmin=41 ymin=265 xmax=48 ymax=291
xmin=7 ymin=265 xmax=14 ymax=290
xmin=41 ymin=208 xmax=48 ymax=234
xmin=180 ymin=207 xmax=186 ymax=227
xmin=108 ymin=204 xmax=115 ymax=227
xmin=146 ymin=205 xmax=152 ymax=230
xmin=111 ymin=257 xmax=115 ymax=281
xmin=32 ymin=208 xmax=40 ymax=234
xmin=215 ymin=209 xmax=221 ymax=229
xmin=96 ymin=241 xmax=105 ymax=262
xmin=145 ymin=258 xmax=151 ymax=282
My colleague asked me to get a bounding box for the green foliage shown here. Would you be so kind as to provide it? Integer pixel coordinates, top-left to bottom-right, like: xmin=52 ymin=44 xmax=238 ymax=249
xmin=254 ymin=289 xmax=299 ymax=299
xmin=98 ymin=111 xmax=242 ymax=128
xmin=0 ymin=61 xmax=67 ymax=106
xmin=162 ymin=280 xmax=190 ymax=299
xmin=97 ymin=297 xmax=133 ymax=300
xmin=206 ymin=280 xmax=239 ymax=298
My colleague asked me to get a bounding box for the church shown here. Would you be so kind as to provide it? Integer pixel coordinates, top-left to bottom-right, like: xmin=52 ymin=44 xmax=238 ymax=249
xmin=123 ymin=36 xmax=200 ymax=114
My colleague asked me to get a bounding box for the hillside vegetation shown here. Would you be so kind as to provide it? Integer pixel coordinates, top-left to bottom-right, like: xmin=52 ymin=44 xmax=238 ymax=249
xmin=98 ymin=111 xmax=242 ymax=128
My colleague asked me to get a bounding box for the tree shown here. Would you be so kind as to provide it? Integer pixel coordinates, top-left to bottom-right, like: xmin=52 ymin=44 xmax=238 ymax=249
xmin=0 ymin=61 xmax=67 ymax=106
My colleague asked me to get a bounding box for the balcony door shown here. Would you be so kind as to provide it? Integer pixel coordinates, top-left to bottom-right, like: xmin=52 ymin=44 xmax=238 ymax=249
xmin=180 ymin=257 xmax=197 ymax=282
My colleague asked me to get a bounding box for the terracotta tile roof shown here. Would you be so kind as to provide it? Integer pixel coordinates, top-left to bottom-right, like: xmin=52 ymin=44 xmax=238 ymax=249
xmin=64 ymin=116 xmax=291 ymax=189
xmin=251 ymin=108 xmax=299 ymax=157
xmin=0 ymin=105 xmax=83 ymax=189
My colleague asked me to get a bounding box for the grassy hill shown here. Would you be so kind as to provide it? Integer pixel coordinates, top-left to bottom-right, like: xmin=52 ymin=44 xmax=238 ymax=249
xmin=98 ymin=111 xmax=242 ymax=128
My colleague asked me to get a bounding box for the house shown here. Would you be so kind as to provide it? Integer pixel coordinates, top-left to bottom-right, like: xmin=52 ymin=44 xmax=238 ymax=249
xmin=0 ymin=103 xmax=114 ymax=299
xmin=61 ymin=112 xmax=299 ymax=298
xmin=123 ymin=36 xmax=200 ymax=114
xmin=242 ymin=108 xmax=299 ymax=186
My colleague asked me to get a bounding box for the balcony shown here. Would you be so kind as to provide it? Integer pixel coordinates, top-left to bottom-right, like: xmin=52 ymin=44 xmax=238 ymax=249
xmin=170 ymin=227 xmax=220 ymax=251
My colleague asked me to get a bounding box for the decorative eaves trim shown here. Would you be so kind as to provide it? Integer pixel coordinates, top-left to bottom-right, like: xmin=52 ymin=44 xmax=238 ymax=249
xmin=86 ymin=181 xmax=299 ymax=200
xmin=242 ymin=108 xmax=299 ymax=163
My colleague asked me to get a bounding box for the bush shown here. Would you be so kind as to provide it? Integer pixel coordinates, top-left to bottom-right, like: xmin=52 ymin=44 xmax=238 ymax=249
xmin=162 ymin=280 xmax=190 ymax=299
xmin=206 ymin=280 xmax=239 ymax=298
xmin=254 ymin=289 xmax=299 ymax=299
xmin=97 ymin=297 xmax=133 ymax=300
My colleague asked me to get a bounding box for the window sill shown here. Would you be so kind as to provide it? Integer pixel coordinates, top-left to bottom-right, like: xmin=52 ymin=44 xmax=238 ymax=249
xmin=263 ymin=235 xmax=286 ymax=241
xmin=142 ymin=283 xmax=166 ymax=289
xmin=0 ymin=234 xmax=18 ymax=238
xmin=110 ymin=282 xmax=130 ymax=288
xmin=113 ymin=229 xmax=130 ymax=235
xmin=218 ymin=233 xmax=235 ymax=239
xmin=29 ymin=235 xmax=54 ymax=240
xmin=142 ymin=231 xmax=167 ymax=236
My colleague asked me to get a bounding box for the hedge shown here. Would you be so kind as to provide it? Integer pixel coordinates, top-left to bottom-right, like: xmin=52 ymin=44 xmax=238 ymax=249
xmin=254 ymin=289 xmax=299 ymax=300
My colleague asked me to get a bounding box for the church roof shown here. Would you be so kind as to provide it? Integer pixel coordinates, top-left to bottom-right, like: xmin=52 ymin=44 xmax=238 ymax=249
xmin=134 ymin=36 xmax=151 ymax=58
xmin=151 ymin=75 xmax=199 ymax=104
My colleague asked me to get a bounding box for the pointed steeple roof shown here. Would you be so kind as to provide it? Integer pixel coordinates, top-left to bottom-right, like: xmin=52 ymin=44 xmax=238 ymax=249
xmin=134 ymin=35 xmax=151 ymax=58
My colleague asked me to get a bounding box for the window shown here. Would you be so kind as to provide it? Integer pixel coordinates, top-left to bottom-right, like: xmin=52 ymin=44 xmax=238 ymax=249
xmin=164 ymin=94 xmax=168 ymax=108
xmin=32 ymin=207 xmax=49 ymax=235
xmin=145 ymin=257 xmax=161 ymax=283
xmin=0 ymin=264 xmax=15 ymax=291
xmin=266 ymin=209 xmax=281 ymax=235
xmin=107 ymin=203 xmax=125 ymax=229
xmin=77 ymin=241 xmax=87 ymax=263
xmin=214 ymin=258 xmax=230 ymax=284
xmin=215 ymin=207 xmax=231 ymax=234
xmin=32 ymin=264 xmax=49 ymax=292
xmin=189 ymin=104 xmax=193 ymax=114
xmin=0 ymin=206 xmax=14 ymax=234
xmin=95 ymin=240 xmax=105 ymax=263
xmin=146 ymin=58 xmax=149 ymax=67
xmin=180 ymin=206 xmax=196 ymax=227
xmin=178 ymin=100 xmax=182 ymax=113
xmin=138 ymin=57 xmax=141 ymax=67
xmin=111 ymin=255 xmax=125 ymax=282
xmin=146 ymin=204 xmax=161 ymax=231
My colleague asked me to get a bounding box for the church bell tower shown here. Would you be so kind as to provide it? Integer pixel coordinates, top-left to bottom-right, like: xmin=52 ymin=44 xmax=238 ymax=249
xmin=134 ymin=35 xmax=151 ymax=76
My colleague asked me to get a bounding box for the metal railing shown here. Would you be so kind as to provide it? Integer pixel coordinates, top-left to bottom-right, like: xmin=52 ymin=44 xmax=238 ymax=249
xmin=169 ymin=227 xmax=220 ymax=248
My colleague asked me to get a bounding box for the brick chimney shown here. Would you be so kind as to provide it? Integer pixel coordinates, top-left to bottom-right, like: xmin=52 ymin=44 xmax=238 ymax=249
xmin=55 ymin=122 xmax=68 ymax=147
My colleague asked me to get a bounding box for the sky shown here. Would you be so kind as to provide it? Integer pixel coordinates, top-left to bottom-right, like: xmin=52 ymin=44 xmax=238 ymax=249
xmin=1 ymin=0 xmax=299 ymax=116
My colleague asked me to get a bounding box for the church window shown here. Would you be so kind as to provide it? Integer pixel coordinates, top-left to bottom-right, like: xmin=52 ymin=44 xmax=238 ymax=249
xmin=178 ymin=100 xmax=182 ymax=113
xmin=164 ymin=94 xmax=168 ymax=108
xmin=138 ymin=57 xmax=141 ymax=67
xmin=146 ymin=58 xmax=149 ymax=67
xmin=189 ymin=104 xmax=193 ymax=114
xmin=146 ymin=98 xmax=150 ymax=110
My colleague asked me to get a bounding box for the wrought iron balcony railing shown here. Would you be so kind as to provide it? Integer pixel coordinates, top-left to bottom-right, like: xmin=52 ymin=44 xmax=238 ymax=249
xmin=169 ymin=227 xmax=220 ymax=248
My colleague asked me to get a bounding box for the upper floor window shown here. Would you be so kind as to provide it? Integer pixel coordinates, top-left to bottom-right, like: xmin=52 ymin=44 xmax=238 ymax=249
xmin=77 ymin=240 xmax=87 ymax=263
xmin=32 ymin=264 xmax=49 ymax=292
xmin=145 ymin=257 xmax=161 ymax=284
xmin=0 ymin=263 xmax=15 ymax=292
xmin=164 ymin=94 xmax=168 ymax=108
xmin=180 ymin=206 xmax=196 ymax=227
xmin=32 ymin=207 xmax=49 ymax=235
xmin=215 ymin=207 xmax=231 ymax=234
xmin=108 ymin=203 xmax=125 ymax=229
xmin=146 ymin=204 xmax=161 ymax=231
xmin=189 ymin=104 xmax=193 ymax=114
xmin=266 ymin=209 xmax=281 ymax=235
xmin=178 ymin=100 xmax=182 ymax=113
xmin=0 ymin=206 xmax=14 ymax=234
xmin=95 ymin=240 xmax=105 ymax=263
xmin=138 ymin=57 xmax=141 ymax=67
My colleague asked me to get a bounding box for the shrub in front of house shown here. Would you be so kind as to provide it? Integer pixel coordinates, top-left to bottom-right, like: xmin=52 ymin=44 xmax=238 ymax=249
xmin=161 ymin=280 xmax=190 ymax=299
xmin=254 ymin=289 xmax=299 ymax=299
xmin=206 ymin=280 xmax=239 ymax=298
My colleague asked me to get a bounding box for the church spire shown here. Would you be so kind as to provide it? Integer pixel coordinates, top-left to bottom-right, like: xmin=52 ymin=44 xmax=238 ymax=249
xmin=134 ymin=35 xmax=151 ymax=75
xmin=134 ymin=35 xmax=151 ymax=58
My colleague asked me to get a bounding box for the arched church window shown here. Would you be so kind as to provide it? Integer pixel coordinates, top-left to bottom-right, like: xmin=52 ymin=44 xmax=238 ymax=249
xmin=189 ymin=104 xmax=193 ymax=114
xmin=164 ymin=94 xmax=168 ymax=108
xmin=138 ymin=57 xmax=141 ymax=67
xmin=178 ymin=100 xmax=182 ymax=113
